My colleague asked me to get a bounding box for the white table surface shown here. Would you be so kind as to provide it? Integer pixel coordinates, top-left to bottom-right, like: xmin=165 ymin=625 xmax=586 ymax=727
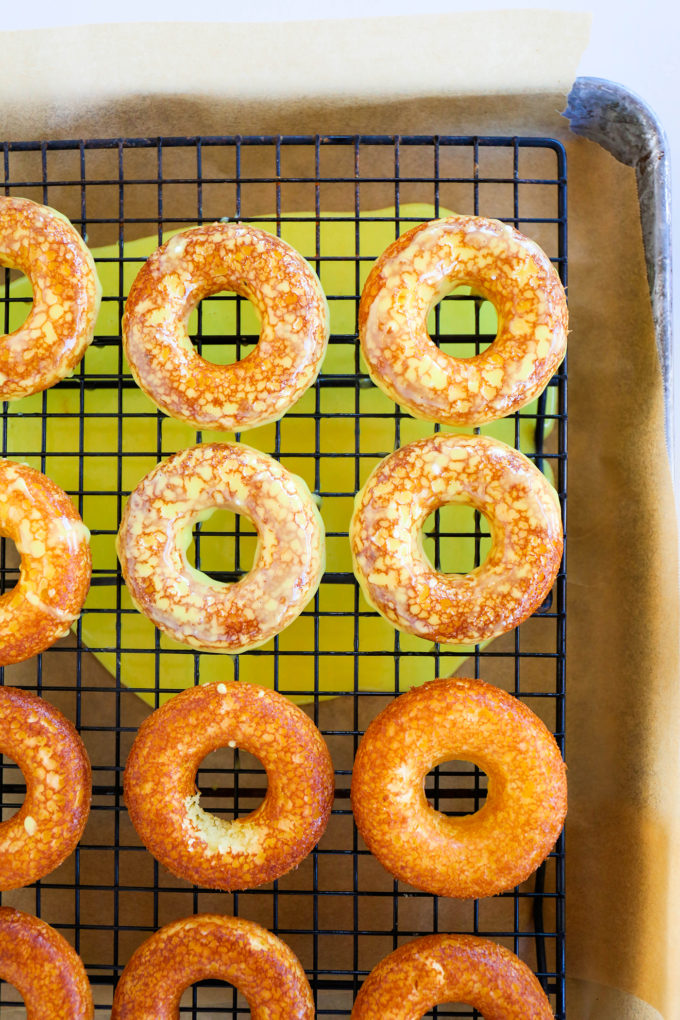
xmin=7 ymin=0 xmax=680 ymax=500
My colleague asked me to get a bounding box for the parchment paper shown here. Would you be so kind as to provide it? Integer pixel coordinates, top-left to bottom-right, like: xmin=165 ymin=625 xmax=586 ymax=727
xmin=2 ymin=11 xmax=679 ymax=1020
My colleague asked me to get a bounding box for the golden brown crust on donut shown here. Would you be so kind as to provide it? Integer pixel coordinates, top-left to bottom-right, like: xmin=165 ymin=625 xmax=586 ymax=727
xmin=359 ymin=215 xmax=567 ymax=425
xmin=124 ymin=682 xmax=334 ymax=890
xmin=123 ymin=223 xmax=329 ymax=431
xmin=0 ymin=687 xmax=92 ymax=890
xmin=351 ymin=934 xmax=554 ymax=1019
xmin=350 ymin=433 xmax=562 ymax=645
xmin=0 ymin=196 xmax=101 ymax=401
xmin=0 ymin=459 xmax=92 ymax=666
xmin=0 ymin=907 xmax=93 ymax=1019
xmin=116 ymin=442 xmax=325 ymax=653
xmin=112 ymin=914 xmax=314 ymax=1019
xmin=351 ymin=678 xmax=566 ymax=899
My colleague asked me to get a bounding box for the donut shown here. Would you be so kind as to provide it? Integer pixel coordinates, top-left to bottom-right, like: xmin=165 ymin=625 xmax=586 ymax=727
xmin=112 ymin=914 xmax=313 ymax=1019
xmin=0 ymin=459 xmax=92 ymax=666
xmin=350 ymin=432 xmax=562 ymax=645
xmin=351 ymin=677 xmax=566 ymax=899
xmin=116 ymin=442 xmax=324 ymax=652
xmin=0 ymin=196 xmax=101 ymax=401
xmin=359 ymin=215 xmax=567 ymax=425
xmin=0 ymin=687 xmax=91 ymax=890
xmin=122 ymin=223 xmax=329 ymax=431
xmin=123 ymin=681 xmax=334 ymax=889
xmin=0 ymin=907 xmax=93 ymax=1019
xmin=351 ymin=934 xmax=554 ymax=1019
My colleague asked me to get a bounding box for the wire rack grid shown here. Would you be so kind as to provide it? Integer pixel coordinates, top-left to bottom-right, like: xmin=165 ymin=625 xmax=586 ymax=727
xmin=0 ymin=133 xmax=567 ymax=1018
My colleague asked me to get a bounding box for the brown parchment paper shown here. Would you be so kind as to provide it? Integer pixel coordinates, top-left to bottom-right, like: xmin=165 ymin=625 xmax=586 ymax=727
xmin=2 ymin=11 xmax=679 ymax=1020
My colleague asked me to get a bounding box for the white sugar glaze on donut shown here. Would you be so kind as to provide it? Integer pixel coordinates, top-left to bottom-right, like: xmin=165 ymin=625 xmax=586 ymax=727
xmin=116 ymin=443 xmax=325 ymax=652
xmin=359 ymin=216 xmax=567 ymax=425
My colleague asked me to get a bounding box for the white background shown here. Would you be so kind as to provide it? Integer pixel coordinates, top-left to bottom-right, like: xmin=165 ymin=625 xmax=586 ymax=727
xmin=6 ymin=0 xmax=680 ymax=492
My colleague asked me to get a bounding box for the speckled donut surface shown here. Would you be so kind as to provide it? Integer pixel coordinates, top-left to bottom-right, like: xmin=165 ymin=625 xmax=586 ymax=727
xmin=0 ymin=688 xmax=91 ymax=890
xmin=350 ymin=433 xmax=562 ymax=645
xmin=116 ymin=442 xmax=325 ymax=653
xmin=0 ymin=459 xmax=92 ymax=666
xmin=123 ymin=223 xmax=329 ymax=431
xmin=351 ymin=678 xmax=566 ymax=899
xmin=0 ymin=196 xmax=101 ymax=401
xmin=124 ymin=682 xmax=334 ymax=890
xmin=0 ymin=907 xmax=93 ymax=1019
xmin=351 ymin=934 xmax=554 ymax=1019
xmin=359 ymin=216 xmax=567 ymax=425
xmin=112 ymin=914 xmax=313 ymax=1019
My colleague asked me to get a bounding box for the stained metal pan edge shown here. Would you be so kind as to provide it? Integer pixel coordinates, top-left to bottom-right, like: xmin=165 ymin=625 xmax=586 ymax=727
xmin=563 ymin=76 xmax=673 ymax=475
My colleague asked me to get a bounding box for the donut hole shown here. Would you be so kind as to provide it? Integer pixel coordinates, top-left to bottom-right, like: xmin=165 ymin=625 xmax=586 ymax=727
xmin=194 ymin=746 xmax=267 ymax=822
xmin=425 ymin=759 xmax=488 ymax=817
xmin=179 ymin=980 xmax=248 ymax=1013
xmin=2 ymin=267 xmax=34 ymax=333
xmin=421 ymin=504 xmax=492 ymax=574
xmin=187 ymin=289 xmax=261 ymax=365
xmin=0 ymin=754 xmax=26 ymax=822
xmin=189 ymin=508 xmax=258 ymax=584
xmin=427 ymin=284 xmax=498 ymax=358
xmin=0 ymin=535 xmax=21 ymax=594
xmin=0 ymin=985 xmax=27 ymax=1017
xmin=424 ymin=1003 xmax=475 ymax=1015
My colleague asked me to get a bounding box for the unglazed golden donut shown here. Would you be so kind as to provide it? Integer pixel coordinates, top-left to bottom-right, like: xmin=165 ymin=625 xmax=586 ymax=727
xmin=116 ymin=443 xmax=324 ymax=652
xmin=351 ymin=934 xmax=554 ymax=1019
xmin=124 ymin=682 xmax=334 ymax=890
xmin=351 ymin=678 xmax=566 ymax=899
xmin=0 ymin=907 xmax=93 ymax=1019
xmin=0 ymin=687 xmax=91 ymax=890
xmin=112 ymin=914 xmax=313 ymax=1019
xmin=0 ymin=460 xmax=91 ymax=666
xmin=350 ymin=433 xmax=562 ymax=645
xmin=0 ymin=196 xmax=101 ymax=400
xmin=123 ymin=223 xmax=329 ymax=431
xmin=359 ymin=215 xmax=567 ymax=424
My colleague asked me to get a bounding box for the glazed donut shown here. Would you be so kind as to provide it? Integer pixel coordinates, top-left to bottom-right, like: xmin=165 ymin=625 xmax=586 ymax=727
xmin=0 ymin=459 xmax=92 ymax=665
xmin=124 ymin=681 xmax=334 ymax=889
xmin=351 ymin=677 xmax=566 ymax=899
xmin=0 ymin=196 xmax=101 ymax=401
xmin=351 ymin=934 xmax=554 ymax=1019
xmin=0 ymin=907 xmax=93 ymax=1019
xmin=350 ymin=433 xmax=562 ymax=645
xmin=116 ymin=443 xmax=324 ymax=652
xmin=123 ymin=223 xmax=329 ymax=431
xmin=0 ymin=687 xmax=91 ymax=890
xmin=359 ymin=215 xmax=567 ymax=425
xmin=112 ymin=914 xmax=313 ymax=1019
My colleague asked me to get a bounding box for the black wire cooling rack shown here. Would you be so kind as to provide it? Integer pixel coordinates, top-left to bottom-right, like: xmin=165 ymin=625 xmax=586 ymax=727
xmin=0 ymin=134 xmax=567 ymax=1018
